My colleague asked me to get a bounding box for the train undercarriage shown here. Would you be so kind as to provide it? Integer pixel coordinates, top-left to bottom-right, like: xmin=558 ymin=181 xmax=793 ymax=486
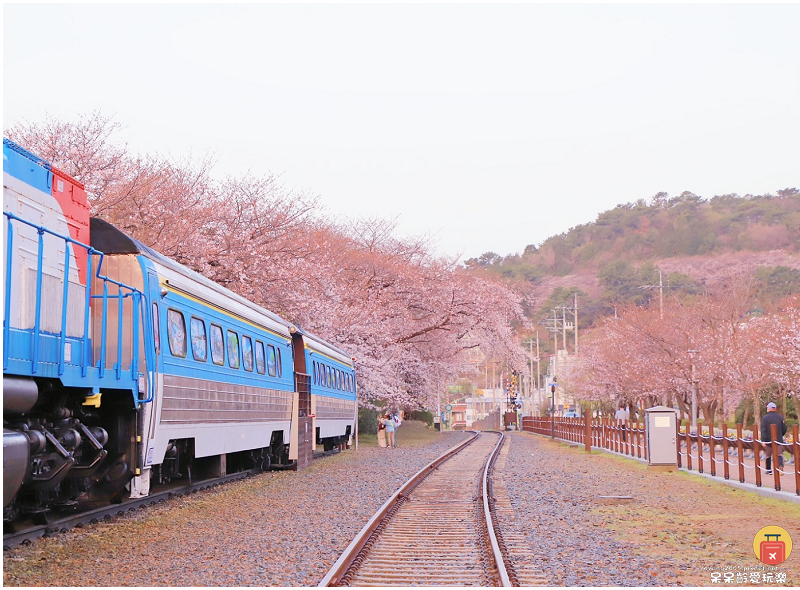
xmin=3 ymin=377 xmax=296 ymax=532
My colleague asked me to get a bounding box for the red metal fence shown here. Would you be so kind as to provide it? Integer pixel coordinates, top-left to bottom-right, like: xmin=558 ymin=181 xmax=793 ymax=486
xmin=521 ymin=416 xmax=800 ymax=496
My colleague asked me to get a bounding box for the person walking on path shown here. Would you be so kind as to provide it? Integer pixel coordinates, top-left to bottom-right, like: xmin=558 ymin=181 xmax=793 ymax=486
xmin=615 ymin=404 xmax=629 ymax=441
xmin=382 ymin=413 xmax=397 ymax=449
xmin=761 ymin=401 xmax=787 ymax=475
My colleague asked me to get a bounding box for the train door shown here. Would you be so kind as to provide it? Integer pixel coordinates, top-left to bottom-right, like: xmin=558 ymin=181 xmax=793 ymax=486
xmin=129 ymin=268 xmax=162 ymax=498
xmin=292 ymin=332 xmax=313 ymax=470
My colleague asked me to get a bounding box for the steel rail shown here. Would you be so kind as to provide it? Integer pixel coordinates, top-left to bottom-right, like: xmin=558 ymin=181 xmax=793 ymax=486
xmin=318 ymin=432 xmax=480 ymax=587
xmin=483 ymin=432 xmax=514 ymax=587
xmin=319 ymin=431 xmax=515 ymax=587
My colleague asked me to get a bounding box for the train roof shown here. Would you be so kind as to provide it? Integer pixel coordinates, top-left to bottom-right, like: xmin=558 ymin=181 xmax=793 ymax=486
xmin=4 ymin=138 xmax=85 ymax=189
xmin=303 ymin=332 xmax=354 ymax=368
xmin=91 ymin=217 xmax=296 ymax=337
xmin=91 ymin=217 xmax=355 ymax=365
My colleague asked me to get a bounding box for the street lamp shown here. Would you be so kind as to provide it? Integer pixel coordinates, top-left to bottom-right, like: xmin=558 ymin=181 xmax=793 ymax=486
xmin=688 ymin=349 xmax=699 ymax=433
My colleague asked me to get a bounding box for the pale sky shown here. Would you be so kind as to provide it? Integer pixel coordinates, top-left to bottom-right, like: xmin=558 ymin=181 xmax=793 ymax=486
xmin=4 ymin=3 xmax=799 ymax=261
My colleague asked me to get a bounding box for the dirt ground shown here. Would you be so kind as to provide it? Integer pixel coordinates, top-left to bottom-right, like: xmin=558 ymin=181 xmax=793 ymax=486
xmin=511 ymin=435 xmax=800 ymax=586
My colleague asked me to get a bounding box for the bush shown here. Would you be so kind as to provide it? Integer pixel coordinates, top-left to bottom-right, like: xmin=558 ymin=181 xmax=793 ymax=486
xmin=407 ymin=409 xmax=434 ymax=427
xmin=358 ymin=407 xmax=381 ymax=435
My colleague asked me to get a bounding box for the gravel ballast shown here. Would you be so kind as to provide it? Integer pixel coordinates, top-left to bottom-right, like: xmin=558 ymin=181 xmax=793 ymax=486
xmin=3 ymin=425 xmax=469 ymax=587
xmin=4 ymin=424 xmax=800 ymax=587
xmin=501 ymin=432 xmax=800 ymax=587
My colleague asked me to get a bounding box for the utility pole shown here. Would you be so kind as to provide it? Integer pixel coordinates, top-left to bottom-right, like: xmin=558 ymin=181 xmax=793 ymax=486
xmin=528 ymin=339 xmax=534 ymax=416
xmin=552 ymin=310 xmax=558 ymax=411
xmin=639 ymin=268 xmax=664 ymax=319
xmin=574 ymin=293 xmax=579 ymax=354
xmin=688 ymin=350 xmax=699 ymax=432
xmin=536 ymin=332 xmax=541 ymax=417
xmin=437 ymin=379 xmax=441 ymax=431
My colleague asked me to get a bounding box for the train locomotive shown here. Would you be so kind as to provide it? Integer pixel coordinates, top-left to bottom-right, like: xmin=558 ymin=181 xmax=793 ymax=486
xmin=3 ymin=138 xmax=357 ymax=528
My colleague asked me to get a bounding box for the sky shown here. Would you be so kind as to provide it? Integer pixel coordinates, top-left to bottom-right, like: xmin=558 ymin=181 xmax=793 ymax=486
xmin=4 ymin=3 xmax=799 ymax=261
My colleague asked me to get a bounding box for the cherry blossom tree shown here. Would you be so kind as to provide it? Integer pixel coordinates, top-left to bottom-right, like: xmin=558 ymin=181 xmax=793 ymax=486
xmin=6 ymin=112 xmax=529 ymax=411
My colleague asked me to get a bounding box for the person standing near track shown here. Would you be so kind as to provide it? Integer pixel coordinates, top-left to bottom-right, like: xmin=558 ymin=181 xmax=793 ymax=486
xmin=382 ymin=413 xmax=397 ymax=449
xmin=761 ymin=402 xmax=787 ymax=475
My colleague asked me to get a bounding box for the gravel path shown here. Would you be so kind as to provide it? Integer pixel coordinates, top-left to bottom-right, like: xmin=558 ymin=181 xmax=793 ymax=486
xmin=501 ymin=432 xmax=800 ymax=587
xmin=3 ymin=426 xmax=469 ymax=587
xmin=5 ymin=425 xmax=800 ymax=587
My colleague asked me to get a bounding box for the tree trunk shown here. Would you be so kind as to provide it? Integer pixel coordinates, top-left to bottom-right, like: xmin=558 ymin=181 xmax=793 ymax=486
xmin=781 ymin=386 xmax=787 ymax=416
xmin=675 ymin=392 xmax=690 ymax=422
xmin=699 ymin=399 xmax=718 ymax=431
xmin=742 ymin=403 xmax=750 ymax=432
xmin=751 ymin=388 xmax=761 ymax=438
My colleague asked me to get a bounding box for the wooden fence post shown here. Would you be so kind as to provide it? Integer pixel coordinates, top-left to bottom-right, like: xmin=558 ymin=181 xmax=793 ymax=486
xmin=686 ymin=424 xmax=693 ymax=472
xmin=793 ymin=424 xmax=800 ymax=496
xmin=709 ymin=425 xmax=716 ymax=477
xmin=584 ymin=410 xmax=591 ymax=453
xmin=754 ymin=436 xmax=762 ymax=488
xmin=638 ymin=421 xmax=643 ymax=459
xmin=736 ymin=424 xmax=745 ymax=483
xmin=698 ymin=422 xmax=705 ymax=474
xmin=722 ymin=424 xmax=730 ymax=480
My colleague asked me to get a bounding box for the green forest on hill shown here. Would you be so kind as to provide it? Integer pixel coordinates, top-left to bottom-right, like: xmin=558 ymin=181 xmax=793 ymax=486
xmin=466 ymin=189 xmax=800 ymax=329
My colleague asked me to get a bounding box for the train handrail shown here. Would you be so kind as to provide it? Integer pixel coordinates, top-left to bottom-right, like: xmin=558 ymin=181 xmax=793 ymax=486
xmin=3 ymin=211 xmax=152 ymax=403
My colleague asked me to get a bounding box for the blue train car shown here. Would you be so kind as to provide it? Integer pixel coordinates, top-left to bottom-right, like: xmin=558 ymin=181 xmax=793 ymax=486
xmin=3 ymin=138 xmax=357 ymax=526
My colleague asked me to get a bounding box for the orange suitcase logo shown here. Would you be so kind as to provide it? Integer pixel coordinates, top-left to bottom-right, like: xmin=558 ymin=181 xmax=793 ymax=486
xmin=753 ymin=526 xmax=792 ymax=565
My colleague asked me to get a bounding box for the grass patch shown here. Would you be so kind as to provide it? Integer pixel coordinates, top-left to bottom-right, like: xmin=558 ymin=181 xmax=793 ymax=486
xmin=359 ymin=420 xmax=445 ymax=449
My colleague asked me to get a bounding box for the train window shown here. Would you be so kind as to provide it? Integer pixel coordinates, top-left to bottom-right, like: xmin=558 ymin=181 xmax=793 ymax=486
xmin=227 ymin=331 xmax=240 ymax=369
xmin=267 ymin=344 xmax=277 ymax=377
xmin=242 ymin=336 xmax=254 ymax=372
xmin=190 ymin=317 xmax=207 ymax=362
xmin=277 ymin=348 xmax=282 ymax=377
xmin=338 ymin=370 xmax=342 ymax=390
xmin=152 ymin=303 xmax=161 ymax=354
xmin=167 ymin=309 xmax=187 ymax=358
xmin=326 ymin=366 xmax=332 ymax=388
xmin=255 ymin=341 xmax=266 ymax=374
xmin=210 ymin=324 xmax=224 ymax=365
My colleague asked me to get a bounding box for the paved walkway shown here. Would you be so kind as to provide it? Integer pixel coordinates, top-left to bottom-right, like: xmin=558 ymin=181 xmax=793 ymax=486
xmin=679 ymin=444 xmax=798 ymax=498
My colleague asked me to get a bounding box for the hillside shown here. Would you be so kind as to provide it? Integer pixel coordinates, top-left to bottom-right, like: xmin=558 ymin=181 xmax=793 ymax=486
xmin=466 ymin=190 xmax=800 ymax=333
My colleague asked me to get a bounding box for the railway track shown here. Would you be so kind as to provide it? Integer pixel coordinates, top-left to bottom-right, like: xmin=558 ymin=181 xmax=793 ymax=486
xmin=320 ymin=431 xmax=519 ymax=587
xmin=2 ymin=468 xmax=263 ymax=550
xmin=3 ymin=447 xmax=343 ymax=550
